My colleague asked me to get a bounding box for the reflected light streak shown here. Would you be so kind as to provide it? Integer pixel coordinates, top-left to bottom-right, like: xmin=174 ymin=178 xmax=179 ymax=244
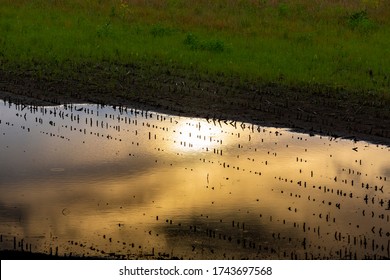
xmin=171 ymin=119 xmax=224 ymax=152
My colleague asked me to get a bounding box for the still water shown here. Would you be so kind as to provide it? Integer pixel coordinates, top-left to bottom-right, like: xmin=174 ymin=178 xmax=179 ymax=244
xmin=0 ymin=99 xmax=389 ymax=259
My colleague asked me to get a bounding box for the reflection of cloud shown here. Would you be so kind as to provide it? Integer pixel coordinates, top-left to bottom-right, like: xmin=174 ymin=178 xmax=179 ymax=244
xmin=381 ymin=167 xmax=390 ymax=178
xmin=1 ymin=100 xmax=389 ymax=259
xmin=0 ymin=202 xmax=25 ymax=222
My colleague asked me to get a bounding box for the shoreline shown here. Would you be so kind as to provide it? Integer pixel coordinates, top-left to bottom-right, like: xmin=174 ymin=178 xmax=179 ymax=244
xmin=1 ymin=64 xmax=389 ymax=146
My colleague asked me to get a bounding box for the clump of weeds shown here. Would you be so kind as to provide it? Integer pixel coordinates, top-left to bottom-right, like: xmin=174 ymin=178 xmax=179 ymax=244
xmin=183 ymin=33 xmax=225 ymax=53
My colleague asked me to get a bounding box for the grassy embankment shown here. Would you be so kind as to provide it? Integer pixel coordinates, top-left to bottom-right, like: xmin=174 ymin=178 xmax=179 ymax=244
xmin=0 ymin=0 xmax=389 ymax=99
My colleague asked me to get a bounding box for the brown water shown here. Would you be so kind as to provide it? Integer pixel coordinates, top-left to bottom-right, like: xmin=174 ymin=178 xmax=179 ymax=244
xmin=0 ymin=100 xmax=389 ymax=259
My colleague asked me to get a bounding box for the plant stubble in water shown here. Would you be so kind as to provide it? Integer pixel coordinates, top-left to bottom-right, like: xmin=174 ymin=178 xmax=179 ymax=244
xmin=0 ymin=99 xmax=389 ymax=259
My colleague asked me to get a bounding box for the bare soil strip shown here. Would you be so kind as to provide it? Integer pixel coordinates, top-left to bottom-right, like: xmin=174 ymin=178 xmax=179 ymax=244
xmin=1 ymin=64 xmax=389 ymax=146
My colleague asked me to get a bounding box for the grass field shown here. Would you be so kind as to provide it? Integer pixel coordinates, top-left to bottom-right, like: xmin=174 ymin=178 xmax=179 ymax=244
xmin=1 ymin=0 xmax=390 ymax=96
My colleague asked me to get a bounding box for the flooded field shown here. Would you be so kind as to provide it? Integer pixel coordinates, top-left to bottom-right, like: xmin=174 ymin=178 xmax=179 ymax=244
xmin=0 ymin=99 xmax=389 ymax=260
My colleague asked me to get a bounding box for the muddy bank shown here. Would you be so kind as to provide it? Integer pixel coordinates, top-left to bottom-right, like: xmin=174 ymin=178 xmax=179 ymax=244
xmin=1 ymin=63 xmax=389 ymax=146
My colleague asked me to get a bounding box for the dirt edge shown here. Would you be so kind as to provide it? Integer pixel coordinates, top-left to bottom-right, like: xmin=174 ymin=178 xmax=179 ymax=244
xmin=1 ymin=63 xmax=389 ymax=146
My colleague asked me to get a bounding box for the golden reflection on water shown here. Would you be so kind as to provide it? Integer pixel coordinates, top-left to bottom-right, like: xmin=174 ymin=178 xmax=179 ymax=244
xmin=0 ymin=100 xmax=389 ymax=259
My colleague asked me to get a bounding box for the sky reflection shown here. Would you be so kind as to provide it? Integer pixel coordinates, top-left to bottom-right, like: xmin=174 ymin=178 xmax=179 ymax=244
xmin=0 ymin=100 xmax=389 ymax=259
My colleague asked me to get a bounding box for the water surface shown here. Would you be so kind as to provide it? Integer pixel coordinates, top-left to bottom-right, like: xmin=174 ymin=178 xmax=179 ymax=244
xmin=0 ymin=100 xmax=389 ymax=259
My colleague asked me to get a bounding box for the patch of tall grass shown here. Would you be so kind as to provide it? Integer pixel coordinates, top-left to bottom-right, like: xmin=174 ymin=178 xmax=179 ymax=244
xmin=0 ymin=0 xmax=389 ymax=95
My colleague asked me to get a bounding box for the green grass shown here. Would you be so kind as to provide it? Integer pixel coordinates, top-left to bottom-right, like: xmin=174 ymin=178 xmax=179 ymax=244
xmin=1 ymin=0 xmax=390 ymax=96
